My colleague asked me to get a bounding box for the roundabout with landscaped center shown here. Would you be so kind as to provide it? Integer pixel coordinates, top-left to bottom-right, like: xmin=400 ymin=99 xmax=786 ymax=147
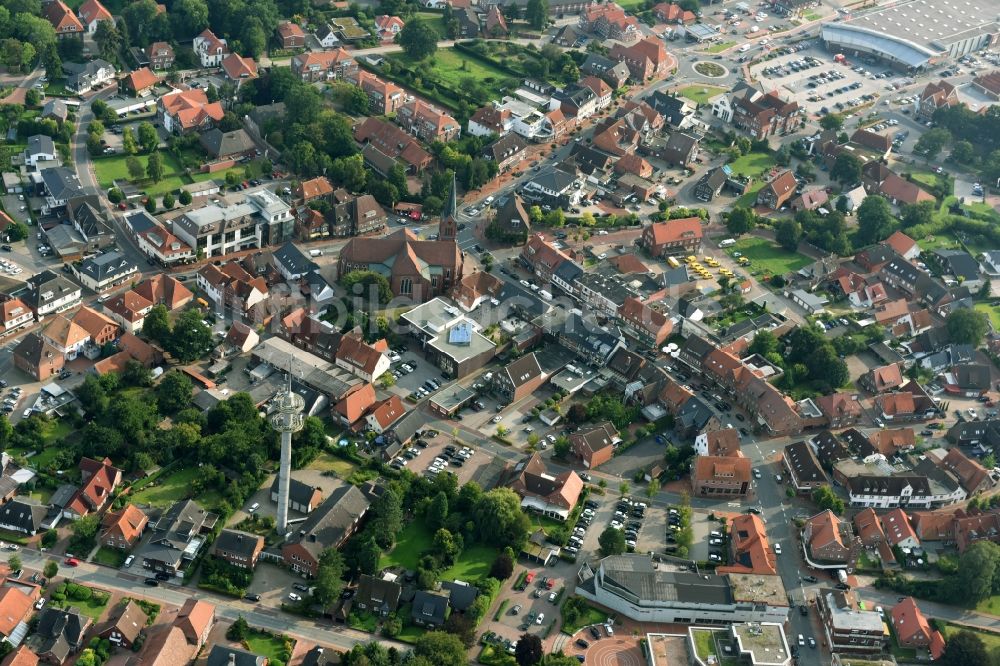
xmin=693 ymin=61 xmax=728 ymax=78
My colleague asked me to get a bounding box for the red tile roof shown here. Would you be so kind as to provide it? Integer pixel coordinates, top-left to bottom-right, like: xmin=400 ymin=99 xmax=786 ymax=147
xmin=646 ymin=216 xmax=702 ymax=245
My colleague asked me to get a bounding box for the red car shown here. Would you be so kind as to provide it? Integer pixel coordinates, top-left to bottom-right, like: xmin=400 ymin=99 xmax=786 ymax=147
xmin=525 ymin=572 xmax=535 ymax=584
xmin=546 ymin=579 xmax=555 ymax=590
xmin=65 ymin=558 xmax=80 ymax=567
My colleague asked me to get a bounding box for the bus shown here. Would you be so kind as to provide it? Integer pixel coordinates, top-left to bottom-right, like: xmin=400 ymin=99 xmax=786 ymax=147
xmin=666 ymin=256 xmax=680 ymax=268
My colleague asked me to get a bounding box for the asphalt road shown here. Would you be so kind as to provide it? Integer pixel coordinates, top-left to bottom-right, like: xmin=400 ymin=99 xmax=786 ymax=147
xmin=4 ymin=546 xmax=407 ymax=652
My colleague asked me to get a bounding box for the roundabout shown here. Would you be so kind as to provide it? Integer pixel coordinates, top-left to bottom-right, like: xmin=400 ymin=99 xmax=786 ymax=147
xmin=693 ymin=61 xmax=729 ymax=78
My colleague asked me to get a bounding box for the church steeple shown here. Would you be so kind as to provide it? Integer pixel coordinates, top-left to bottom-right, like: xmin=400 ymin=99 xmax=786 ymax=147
xmin=439 ymin=173 xmax=458 ymax=242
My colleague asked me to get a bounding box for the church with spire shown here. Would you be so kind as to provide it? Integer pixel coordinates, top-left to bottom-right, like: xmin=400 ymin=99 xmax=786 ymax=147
xmin=336 ymin=176 xmax=464 ymax=303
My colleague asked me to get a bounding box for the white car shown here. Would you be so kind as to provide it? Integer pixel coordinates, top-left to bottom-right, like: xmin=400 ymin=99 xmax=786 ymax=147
xmin=610 ymin=521 xmax=623 ymax=530
xmin=547 ymin=434 xmax=556 ymax=444
xmin=774 ymin=543 xmax=782 ymax=554
xmin=288 ymin=593 xmax=301 ymax=602
xmin=492 ymin=415 xmax=502 ymax=423
xmin=535 ymin=612 xmax=544 ymax=625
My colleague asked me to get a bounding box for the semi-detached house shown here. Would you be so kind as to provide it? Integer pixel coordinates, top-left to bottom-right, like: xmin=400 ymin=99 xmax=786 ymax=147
xmin=291 ymin=49 xmax=357 ymax=82
xmin=396 ymin=99 xmax=460 ymax=142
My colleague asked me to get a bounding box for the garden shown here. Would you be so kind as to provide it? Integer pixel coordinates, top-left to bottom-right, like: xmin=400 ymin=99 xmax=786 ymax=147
xmin=382 ymin=47 xmax=517 ymax=111
xmin=130 ymin=467 xmax=223 ymax=510
xmin=677 ymin=85 xmax=726 ymax=106
xmin=725 ymin=151 xmax=777 ymax=179
xmin=50 ymin=582 xmax=111 ymax=621
xmin=559 ymin=596 xmax=607 ymax=635
xmin=729 ymin=237 xmax=811 ymax=277
xmin=92 ymin=151 xmax=188 ymax=197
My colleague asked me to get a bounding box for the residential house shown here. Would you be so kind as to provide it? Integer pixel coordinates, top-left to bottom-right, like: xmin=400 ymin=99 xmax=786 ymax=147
xmin=335 ymin=334 xmax=390 ymax=383
xmin=492 ymin=353 xmax=545 ymax=404
xmin=364 ymin=395 xmax=405 ymax=434
xmin=277 ymin=22 xmax=306 ymax=48
xmin=124 ymin=67 xmax=160 ymax=97
xmin=1 ymin=647 xmax=38 ymax=666
xmin=0 ymin=298 xmax=33 ymax=336
xmin=146 ymin=42 xmax=175 ymax=70
xmin=881 ymin=508 xmax=920 ymax=550
xmin=28 ymin=608 xmax=91 ymax=665
xmin=891 ymin=597 xmax=945 ymax=658
xmin=101 ymin=504 xmax=148 ymax=549
xmin=346 ymin=70 xmax=404 ymax=115
xmin=351 ymin=574 xmax=401 ymax=617
xmin=0 ymin=588 xmax=34 ymax=645
xmin=570 ymin=422 xmax=620 ymax=469
xmin=221 ymin=54 xmax=258 ymax=86
xmin=410 ymin=591 xmax=448 ymax=629
xmin=554 ymin=84 xmax=598 ymax=120
xmin=213 ymin=529 xmax=264 ymax=570
xmin=45 ymin=1 xmax=83 ymax=39
xmin=581 ymin=3 xmax=639 ymax=41
xmin=0 ymin=499 xmax=47 ymax=536
xmin=860 ymin=363 xmax=904 ymax=393
xmin=281 ymin=483 xmax=370 ymax=577
xmin=609 ymin=37 xmax=672 ymax=82
xmin=692 ymin=455 xmax=752 ymax=497
xmin=661 ymin=132 xmax=700 ymax=167
xmin=756 ymin=170 xmax=797 ymax=210
xmin=695 ymin=429 xmax=741 ymax=458
xmin=159 ymin=89 xmax=224 ymax=134
xmin=291 ymin=49 xmax=357 ymax=83
xmin=199 ymin=128 xmax=255 ymax=160
xmin=693 ymin=167 xmax=728 ymax=202
xmin=98 ymin=601 xmax=148 ymax=649
xmin=727 ymin=84 xmax=802 ymax=139
xmin=617 ymin=297 xmax=673 ymax=347
xmin=354 ymin=118 xmax=433 ymax=174
xmin=653 ymin=2 xmax=696 ymax=24
xmin=937 ymin=447 xmax=993 ymax=496
xmin=196 ymin=263 xmax=269 ymax=318
xmin=483 ymin=134 xmax=529 ymax=174
xmin=816 ymin=591 xmax=885 ymax=655
xmin=783 ymin=441 xmax=827 ymax=492
xmin=803 ymin=510 xmax=861 ymax=568
xmin=12 ymin=334 xmax=65 ymax=381
xmin=76 ymin=0 xmax=111 ymax=33
xmin=314 ymin=24 xmax=341 ymax=48
xmin=718 ymin=514 xmax=776 ymax=575
xmin=129 ymin=599 xmax=214 ymax=666
xmin=374 ymin=14 xmax=405 ymax=41
xmin=504 ymin=453 xmax=583 ymax=521
xmin=64 ymin=59 xmax=115 ymax=94
xmin=24 ymin=135 xmax=57 ymax=168
xmin=40 ymin=100 xmax=68 ymax=124
xmin=640 ymin=217 xmax=703 ymax=257
xmin=862 ymin=162 xmax=935 ymax=206
xmin=139 ymin=499 xmax=217 ymax=576
xmin=915 ymin=80 xmax=958 ymax=121
xmin=935 ymin=248 xmax=983 ymax=290
xmin=64 ymin=457 xmax=122 ymax=520
xmin=815 ymin=393 xmax=862 ymax=428
xmin=396 ymin=100 xmax=460 ymax=142
xmin=790 ymin=189 xmax=828 ymax=212
xmin=580 ymin=54 xmax=630 ymax=89
xmin=193 ymin=29 xmax=229 ymax=67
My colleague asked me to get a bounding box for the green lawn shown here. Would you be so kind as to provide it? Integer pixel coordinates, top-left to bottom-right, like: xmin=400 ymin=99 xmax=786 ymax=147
xmin=385 ymin=47 xmax=515 ymax=106
xmin=442 ymin=543 xmax=499 ymax=581
xmin=705 ymin=41 xmax=736 ymax=54
xmin=692 ymin=629 xmax=719 ymax=661
xmin=677 ymin=85 xmax=727 ymax=105
xmin=379 ymin=523 xmax=435 ymax=571
xmin=975 ymin=302 xmax=1000 ymax=330
xmin=54 ymin=589 xmax=110 ymax=622
xmin=307 ymin=453 xmax=358 ymax=479
xmin=348 ymin=611 xmax=379 ymax=633
xmin=908 ymin=169 xmax=940 ymax=189
xmin=92 ymin=152 xmax=189 ymax=196
xmin=44 ymin=79 xmax=77 ymax=98
xmin=478 ymin=645 xmax=516 ymax=666
xmin=940 ymin=623 xmax=1000 ymax=652
xmin=130 ymin=467 xmax=217 ymax=508
xmin=0 ymin=145 xmax=25 ymax=171
xmin=559 ymin=597 xmax=607 ymax=635
xmin=803 ymin=11 xmax=822 ymax=20
xmin=726 ymin=152 xmax=778 ymax=179
xmin=381 ymin=523 xmax=498 ymax=580
xmin=244 ymin=631 xmax=292 ymax=663
xmin=414 ymin=11 xmax=447 ymax=37
xmin=735 ymin=181 xmax=765 ymax=208
xmin=730 ymin=237 xmax=812 ymax=276
xmin=92 ymin=547 xmax=126 ymax=568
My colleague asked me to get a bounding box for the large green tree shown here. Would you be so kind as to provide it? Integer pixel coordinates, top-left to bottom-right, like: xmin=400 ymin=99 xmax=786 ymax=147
xmin=855 ymin=195 xmax=895 ymax=246
xmin=914 ymin=127 xmax=952 ymax=159
xmin=397 ymin=20 xmax=438 ymax=61
xmin=473 ymin=488 xmax=531 ymax=551
xmin=941 ymin=630 xmax=988 ymax=666
xmin=725 ymin=207 xmax=756 ymax=235
xmin=525 ymin=0 xmax=548 ymax=30
xmin=168 ymin=309 xmax=214 ymax=362
xmin=412 ymin=632 xmax=468 ymax=666
xmin=946 ymin=308 xmax=989 ymax=347
xmin=312 ymin=548 xmax=345 ymax=607
xmin=514 ymin=633 xmax=543 ymax=666
xmin=598 ymin=526 xmax=626 ymax=556
xmin=774 ymin=218 xmax=803 ymax=251
xmin=830 ymin=152 xmax=862 ymax=185
xmin=156 ymin=371 xmax=194 ymax=414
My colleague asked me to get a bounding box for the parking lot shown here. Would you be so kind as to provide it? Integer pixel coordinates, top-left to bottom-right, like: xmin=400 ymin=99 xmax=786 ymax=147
xmin=387 ymin=430 xmax=494 ymax=486
xmin=751 ymin=47 xmax=895 ymax=116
